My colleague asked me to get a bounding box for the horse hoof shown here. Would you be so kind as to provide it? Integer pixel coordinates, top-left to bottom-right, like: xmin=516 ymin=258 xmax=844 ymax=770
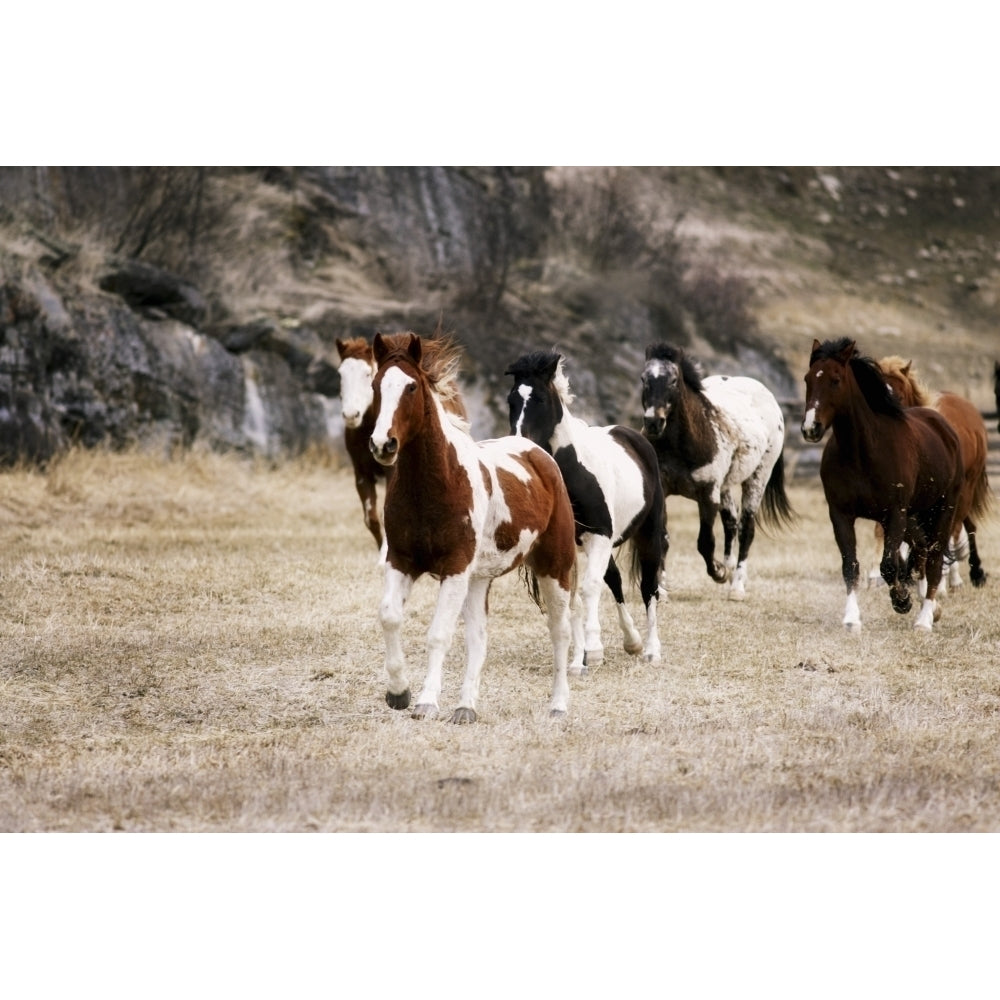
xmin=728 ymin=589 xmax=747 ymax=602
xmin=549 ymin=708 xmax=567 ymax=719
xmin=386 ymin=689 xmax=411 ymax=710
xmin=450 ymin=707 xmax=477 ymax=725
xmin=972 ymin=571 xmax=987 ymax=588
xmin=568 ymin=665 xmax=588 ymax=677
xmin=644 ymin=652 xmax=662 ymax=664
xmin=711 ymin=564 xmax=728 ymax=584
xmin=844 ymin=621 xmax=862 ymax=634
xmin=624 ymin=639 xmax=643 ymax=656
xmin=890 ymin=592 xmax=912 ymax=615
xmin=583 ymin=648 xmax=603 ymax=667
xmin=914 ymin=621 xmax=932 ymax=633
xmin=411 ymin=703 xmax=438 ymax=720
xmin=933 ymin=603 xmax=942 ymax=622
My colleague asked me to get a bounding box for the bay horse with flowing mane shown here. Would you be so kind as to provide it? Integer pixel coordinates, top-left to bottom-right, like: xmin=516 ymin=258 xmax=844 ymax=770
xmin=802 ymin=338 xmax=964 ymax=631
xmin=505 ymin=351 xmax=667 ymax=672
xmin=336 ymin=331 xmax=467 ymax=550
xmin=879 ymin=355 xmax=991 ymax=590
xmin=639 ymin=343 xmax=793 ymax=600
xmin=369 ymin=332 xmax=577 ymax=723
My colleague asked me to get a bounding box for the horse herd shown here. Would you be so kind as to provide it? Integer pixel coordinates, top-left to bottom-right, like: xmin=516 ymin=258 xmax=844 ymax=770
xmin=335 ymin=330 xmax=995 ymax=723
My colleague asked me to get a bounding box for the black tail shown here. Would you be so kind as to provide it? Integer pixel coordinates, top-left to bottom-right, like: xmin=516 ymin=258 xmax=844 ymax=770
xmin=757 ymin=452 xmax=795 ymax=532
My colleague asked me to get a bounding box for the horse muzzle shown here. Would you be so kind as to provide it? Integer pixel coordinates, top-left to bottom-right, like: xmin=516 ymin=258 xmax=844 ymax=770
xmin=801 ymin=419 xmax=825 ymax=443
xmin=369 ymin=435 xmax=398 ymax=466
xmin=642 ymin=414 xmax=667 ymax=438
xmin=343 ymin=411 xmax=363 ymax=430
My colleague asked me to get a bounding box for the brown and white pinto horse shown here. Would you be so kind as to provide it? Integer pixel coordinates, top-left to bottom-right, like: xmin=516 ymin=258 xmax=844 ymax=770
xmin=369 ymin=331 xmax=577 ymax=723
xmin=802 ymin=338 xmax=964 ymax=632
xmin=879 ymin=355 xmax=991 ymax=590
xmin=336 ymin=333 xmax=467 ymax=551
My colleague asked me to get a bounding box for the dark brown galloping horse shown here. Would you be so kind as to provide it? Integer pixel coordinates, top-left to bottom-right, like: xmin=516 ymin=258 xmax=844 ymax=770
xmin=879 ymin=355 xmax=991 ymax=590
xmin=802 ymin=338 xmax=964 ymax=632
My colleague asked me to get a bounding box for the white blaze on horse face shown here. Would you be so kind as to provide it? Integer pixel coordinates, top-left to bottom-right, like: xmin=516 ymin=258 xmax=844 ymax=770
xmin=339 ymin=357 xmax=375 ymax=428
xmin=513 ymin=383 xmax=532 ymax=436
xmin=371 ymin=367 xmax=414 ymax=453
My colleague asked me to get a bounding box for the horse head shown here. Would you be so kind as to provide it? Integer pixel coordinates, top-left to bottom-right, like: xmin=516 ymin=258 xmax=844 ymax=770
xmin=336 ymin=337 xmax=376 ymax=429
xmin=370 ymin=332 xmax=426 ymax=466
xmin=641 ymin=344 xmax=689 ymax=438
xmin=801 ymin=338 xmax=857 ymax=442
xmin=505 ymin=351 xmax=566 ymax=449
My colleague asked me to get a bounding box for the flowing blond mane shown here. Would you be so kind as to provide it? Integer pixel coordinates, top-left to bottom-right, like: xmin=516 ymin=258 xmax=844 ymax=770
xmin=376 ymin=331 xmax=469 ymax=428
xmin=879 ymin=355 xmax=934 ymax=407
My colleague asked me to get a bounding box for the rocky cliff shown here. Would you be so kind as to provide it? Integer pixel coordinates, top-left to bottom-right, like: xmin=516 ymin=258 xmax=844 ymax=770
xmin=2 ymin=166 xmax=997 ymax=465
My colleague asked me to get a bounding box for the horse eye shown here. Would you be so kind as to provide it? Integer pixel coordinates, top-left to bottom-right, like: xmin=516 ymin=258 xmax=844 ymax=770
xmin=406 ymin=383 xmax=416 ymax=394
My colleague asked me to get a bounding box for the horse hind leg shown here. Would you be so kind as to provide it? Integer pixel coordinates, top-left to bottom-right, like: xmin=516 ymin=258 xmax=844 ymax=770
xmin=603 ymin=556 xmax=644 ymax=658
xmin=534 ymin=574 xmax=573 ymax=717
xmin=580 ymin=536 xmax=612 ymax=667
xmin=965 ymin=521 xmax=987 ymax=588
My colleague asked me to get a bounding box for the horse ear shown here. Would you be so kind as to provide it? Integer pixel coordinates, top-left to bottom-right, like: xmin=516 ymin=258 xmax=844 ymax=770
xmin=373 ymin=333 xmax=387 ymax=365
xmin=542 ymin=353 xmax=562 ymax=382
xmin=837 ymin=340 xmax=857 ymax=363
xmin=335 ymin=338 xmax=347 ymax=359
xmin=902 ymin=361 xmax=912 ymax=376
xmin=407 ymin=333 xmax=422 ymax=364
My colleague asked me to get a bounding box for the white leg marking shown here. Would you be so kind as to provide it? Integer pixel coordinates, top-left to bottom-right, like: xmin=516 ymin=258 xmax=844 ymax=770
xmin=615 ymin=601 xmax=643 ymax=656
xmin=729 ymin=560 xmax=749 ymax=601
xmin=580 ymin=536 xmax=611 ymax=666
xmin=914 ymin=598 xmax=937 ymax=631
xmin=843 ymin=589 xmax=862 ymax=632
xmin=536 ymin=575 xmax=572 ymax=715
xmin=380 ymin=567 xmax=414 ymax=697
xmin=456 ymin=577 xmax=491 ymax=714
xmin=643 ymin=595 xmax=661 ymax=663
xmin=569 ymin=588 xmax=586 ymax=674
xmin=415 ymin=572 xmax=470 ymax=713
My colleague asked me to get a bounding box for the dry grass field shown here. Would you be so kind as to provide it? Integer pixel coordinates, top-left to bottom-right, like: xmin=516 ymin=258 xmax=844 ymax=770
xmin=2 ymin=447 xmax=1000 ymax=834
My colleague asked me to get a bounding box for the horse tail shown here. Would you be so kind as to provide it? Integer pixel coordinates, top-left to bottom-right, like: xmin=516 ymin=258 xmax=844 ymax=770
xmin=757 ymin=451 xmax=796 ymax=532
xmin=969 ymin=463 xmax=994 ymax=522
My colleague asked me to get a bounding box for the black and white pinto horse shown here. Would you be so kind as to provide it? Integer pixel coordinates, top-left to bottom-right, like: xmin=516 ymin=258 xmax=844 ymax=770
xmin=640 ymin=343 xmax=793 ymax=599
xmin=506 ymin=351 xmax=667 ymax=672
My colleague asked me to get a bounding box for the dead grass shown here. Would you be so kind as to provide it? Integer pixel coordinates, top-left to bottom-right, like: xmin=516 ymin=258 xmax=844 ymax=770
xmin=2 ymin=447 xmax=1000 ymax=832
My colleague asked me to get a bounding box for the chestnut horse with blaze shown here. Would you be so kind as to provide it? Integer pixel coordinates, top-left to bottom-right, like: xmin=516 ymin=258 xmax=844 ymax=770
xmin=369 ymin=332 xmax=577 ymax=723
xmin=802 ymin=338 xmax=964 ymax=632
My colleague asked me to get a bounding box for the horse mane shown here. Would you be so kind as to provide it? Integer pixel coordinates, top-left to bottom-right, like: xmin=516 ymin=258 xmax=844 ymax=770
xmin=810 ymin=337 xmax=904 ymax=418
xmin=645 ymin=343 xmax=706 ymax=392
xmin=879 ymin=355 xmax=934 ymax=407
xmin=505 ymin=350 xmax=575 ymax=406
xmin=376 ymin=331 xmax=469 ymax=430
xmin=336 ymin=336 xmax=373 ymax=362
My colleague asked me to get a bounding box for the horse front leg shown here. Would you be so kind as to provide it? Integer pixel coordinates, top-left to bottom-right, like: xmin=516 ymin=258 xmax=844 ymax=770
xmin=380 ymin=566 xmax=414 ymax=709
xmin=830 ymin=510 xmax=861 ymax=631
xmin=914 ymin=512 xmax=952 ymax=632
xmin=603 ymin=555 xmax=643 ymax=658
xmin=697 ymin=498 xmax=727 ymax=584
xmin=580 ymin=535 xmax=612 ymax=668
xmin=880 ymin=510 xmax=912 ymax=615
xmin=355 ymin=473 xmax=383 ymax=549
xmin=452 ymin=576 xmax=492 ymax=724
xmin=412 ymin=571 xmax=470 ymax=721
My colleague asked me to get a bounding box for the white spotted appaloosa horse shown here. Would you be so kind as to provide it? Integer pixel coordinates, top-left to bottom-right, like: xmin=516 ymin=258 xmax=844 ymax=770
xmin=337 ymin=332 xmax=467 ymax=550
xmin=505 ymin=350 xmax=667 ymax=672
xmin=639 ymin=343 xmax=793 ymax=600
xmin=369 ymin=332 xmax=577 ymax=723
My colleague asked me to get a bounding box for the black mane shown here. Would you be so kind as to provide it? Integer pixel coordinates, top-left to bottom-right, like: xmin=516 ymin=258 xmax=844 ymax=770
xmin=505 ymin=350 xmax=561 ymax=381
xmin=645 ymin=343 xmax=705 ymax=392
xmin=810 ymin=338 xmax=903 ymax=418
